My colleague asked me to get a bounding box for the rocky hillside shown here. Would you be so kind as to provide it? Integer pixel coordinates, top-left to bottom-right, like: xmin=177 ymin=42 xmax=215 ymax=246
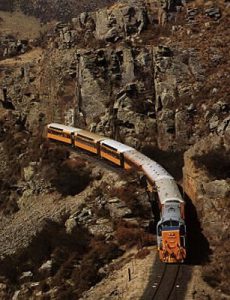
xmin=0 ymin=0 xmax=118 ymax=22
xmin=0 ymin=0 xmax=229 ymax=299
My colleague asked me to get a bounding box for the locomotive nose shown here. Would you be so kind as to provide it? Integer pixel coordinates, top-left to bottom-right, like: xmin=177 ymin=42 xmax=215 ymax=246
xmin=159 ymin=230 xmax=186 ymax=263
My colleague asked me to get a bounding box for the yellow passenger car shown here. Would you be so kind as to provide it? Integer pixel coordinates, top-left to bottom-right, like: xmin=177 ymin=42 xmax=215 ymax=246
xmin=74 ymin=130 xmax=106 ymax=154
xmin=100 ymin=139 xmax=134 ymax=169
xmin=47 ymin=123 xmax=79 ymax=144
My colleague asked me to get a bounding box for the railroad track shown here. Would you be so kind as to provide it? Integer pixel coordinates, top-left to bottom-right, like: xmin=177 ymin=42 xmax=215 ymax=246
xmin=141 ymin=256 xmax=191 ymax=300
xmin=151 ymin=260 xmax=181 ymax=300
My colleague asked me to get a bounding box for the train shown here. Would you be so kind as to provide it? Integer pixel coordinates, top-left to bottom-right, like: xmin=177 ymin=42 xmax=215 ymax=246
xmin=46 ymin=123 xmax=186 ymax=263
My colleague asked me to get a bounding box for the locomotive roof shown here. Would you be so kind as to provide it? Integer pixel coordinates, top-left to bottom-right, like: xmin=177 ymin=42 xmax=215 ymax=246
xmin=48 ymin=123 xmax=81 ymax=132
xmin=156 ymin=178 xmax=184 ymax=203
xmin=161 ymin=202 xmax=182 ymax=221
xmin=101 ymin=139 xmax=134 ymax=153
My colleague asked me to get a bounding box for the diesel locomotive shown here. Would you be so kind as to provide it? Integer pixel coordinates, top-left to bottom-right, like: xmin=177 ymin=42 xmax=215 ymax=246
xmin=47 ymin=123 xmax=186 ymax=263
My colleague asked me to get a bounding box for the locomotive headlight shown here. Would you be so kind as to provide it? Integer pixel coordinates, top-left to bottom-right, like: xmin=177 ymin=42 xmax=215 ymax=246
xmin=169 ymin=232 xmax=175 ymax=237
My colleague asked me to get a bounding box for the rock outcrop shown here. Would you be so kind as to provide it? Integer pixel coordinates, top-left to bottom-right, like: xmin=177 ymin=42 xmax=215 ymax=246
xmin=183 ymin=133 xmax=230 ymax=297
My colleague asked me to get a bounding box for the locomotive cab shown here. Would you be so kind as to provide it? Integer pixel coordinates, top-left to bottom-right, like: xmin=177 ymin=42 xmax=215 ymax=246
xmin=157 ymin=201 xmax=186 ymax=263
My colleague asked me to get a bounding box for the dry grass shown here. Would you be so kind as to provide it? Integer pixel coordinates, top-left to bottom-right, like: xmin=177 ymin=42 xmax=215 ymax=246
xmin=108 ymin=2 xmax=126 ymax=12
xmin=0 ymin=10 xmax=49 ymax=39
xmin=0 ymin=48 xmax=43 ymax=67
xmin=194 ymin=0 xmax=226 ymax=7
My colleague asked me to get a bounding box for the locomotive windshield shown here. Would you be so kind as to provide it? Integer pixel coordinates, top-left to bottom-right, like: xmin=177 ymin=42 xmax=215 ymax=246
xmin=157 ymin=220 xmax=186 ymax=236
xmin=162 ymin=220 xmax=179 ymax=227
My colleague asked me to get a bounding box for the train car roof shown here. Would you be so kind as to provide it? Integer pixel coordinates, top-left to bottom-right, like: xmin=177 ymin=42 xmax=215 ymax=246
xmin=123 ymin=150 xmax=184 ymax=203
xmin=142 ymin=163 xmax=173 ymax=181
xmin=101 ymin=139 xmax=134 ymax=153
xmin=48 ymin=123 xmax=81 ymax=132
xmin=156 ymin=178 xmax=184 ymax=204
xmin=124 ymin=150 xmax=173 ymax=179
xmin=76 ymin=130 xmax=106 ymax=142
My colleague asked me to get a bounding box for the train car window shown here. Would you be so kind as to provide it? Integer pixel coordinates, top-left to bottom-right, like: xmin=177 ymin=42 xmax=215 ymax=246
xmin=101 ymin=143 xmax=117 ymax=151
xmin=167 ymin=200 xmax=180 ymax=204
xmin=75 ymin=135 xmax=94 ymax=143
xmin=101 ymin=145 xmax=120 ymax=159
xmin=48 ymin=129 xmax=62 ymax=135
xmin=163 ymin=220 xmax=179 ymax=227
xmin=77 ymin=134 xmax=94 ymax=142
xmin=48 ymin=129 xmax=70 ymax=138
xmin=75 ymin=136 xmax=97 ymax=148
xmin=63 ymin=133 xmax=71 ymax=138
xmin=49 ymin=126 xmax=63 ymax=131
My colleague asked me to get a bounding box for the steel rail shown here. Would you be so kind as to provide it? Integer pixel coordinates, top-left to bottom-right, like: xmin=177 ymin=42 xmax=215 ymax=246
xmin=151 ymin=261 xmax=181 ymax=300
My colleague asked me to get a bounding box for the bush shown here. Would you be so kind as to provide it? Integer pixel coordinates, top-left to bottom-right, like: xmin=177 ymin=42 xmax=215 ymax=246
xmin=115 ymin=222 xmax=155 ymax=248
xmin=71 ymin=239 xmax=122 ymax=296
xmin=135 ymin=248 xmax=150 ymax=259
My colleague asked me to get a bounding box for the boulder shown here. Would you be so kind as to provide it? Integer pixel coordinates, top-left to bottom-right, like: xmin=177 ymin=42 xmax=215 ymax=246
xmin=217 ymin=116 xmax=230 ymax=135
xmin=23 ymin=164 xmax=35 ymax=181
xmin=212 ymin=101 xmax=228 ymax=113
xmin=94 ymin=4 xmax=148 ymax=42
xmin=105 ymin=28 xmax=120 ymax=42
xmin=39 ymin=260 xmax=52 ymax=276
xmin=209 ymin=115 xmax=219 ymax=131
xmin=106 ymin=198 xmax=132 ymax=219
xmin=19 ymin=271 xmax=33 ymax=283
xmin=203 ymin=180 xmax=230 ymax=199
xmin=205 ymin=7 xmax=221 ymax=20
xmin=65 ymin=217 xmax=77 ymax=234
xmin=0 ymin=283 xmax=7 ymax=300
xmin=88 ymin=223 xmax=113 ymax=236
xmin=12 ymin=290 xmax=20 ymax=300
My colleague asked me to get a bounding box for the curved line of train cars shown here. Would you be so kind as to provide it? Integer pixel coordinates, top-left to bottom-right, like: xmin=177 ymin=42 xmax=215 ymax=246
xmin=47 ymin=123 xmax=186 ymax=263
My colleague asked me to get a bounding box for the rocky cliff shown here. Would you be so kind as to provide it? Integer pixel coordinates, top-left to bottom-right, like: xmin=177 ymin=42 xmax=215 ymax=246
xmin=0 ymin=0 xmax=229 ymax=299
xmin=183 ymin=133 xmax=230 ymax=298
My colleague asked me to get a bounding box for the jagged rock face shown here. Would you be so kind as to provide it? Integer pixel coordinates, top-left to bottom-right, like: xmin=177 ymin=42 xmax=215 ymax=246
xmin=47 ymin=1 xmax=228 ymax=151
xmin=0 ymin=37 xmax=29 ymax=60
xmin=1 ymin=0 xmax=229 ymax=153
xmin=74 ymin=42 xmax=208 ymax=150
xmin=94 ymin=4 xmax=149 ymax=41
xmin=75 ymin=46 xmax=157 ymax=148
xmin=183 ymin=133 xmax=230 ymax=296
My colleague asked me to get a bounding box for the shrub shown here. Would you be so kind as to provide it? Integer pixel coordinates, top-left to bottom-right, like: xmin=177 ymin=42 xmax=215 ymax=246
xmin=115 ymin=222 xmax=155 ymax=248
xmin=71 ymin=239 xmax=122 ymax=296
xmin=135 ymin=248 xmax=150 ymax=259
